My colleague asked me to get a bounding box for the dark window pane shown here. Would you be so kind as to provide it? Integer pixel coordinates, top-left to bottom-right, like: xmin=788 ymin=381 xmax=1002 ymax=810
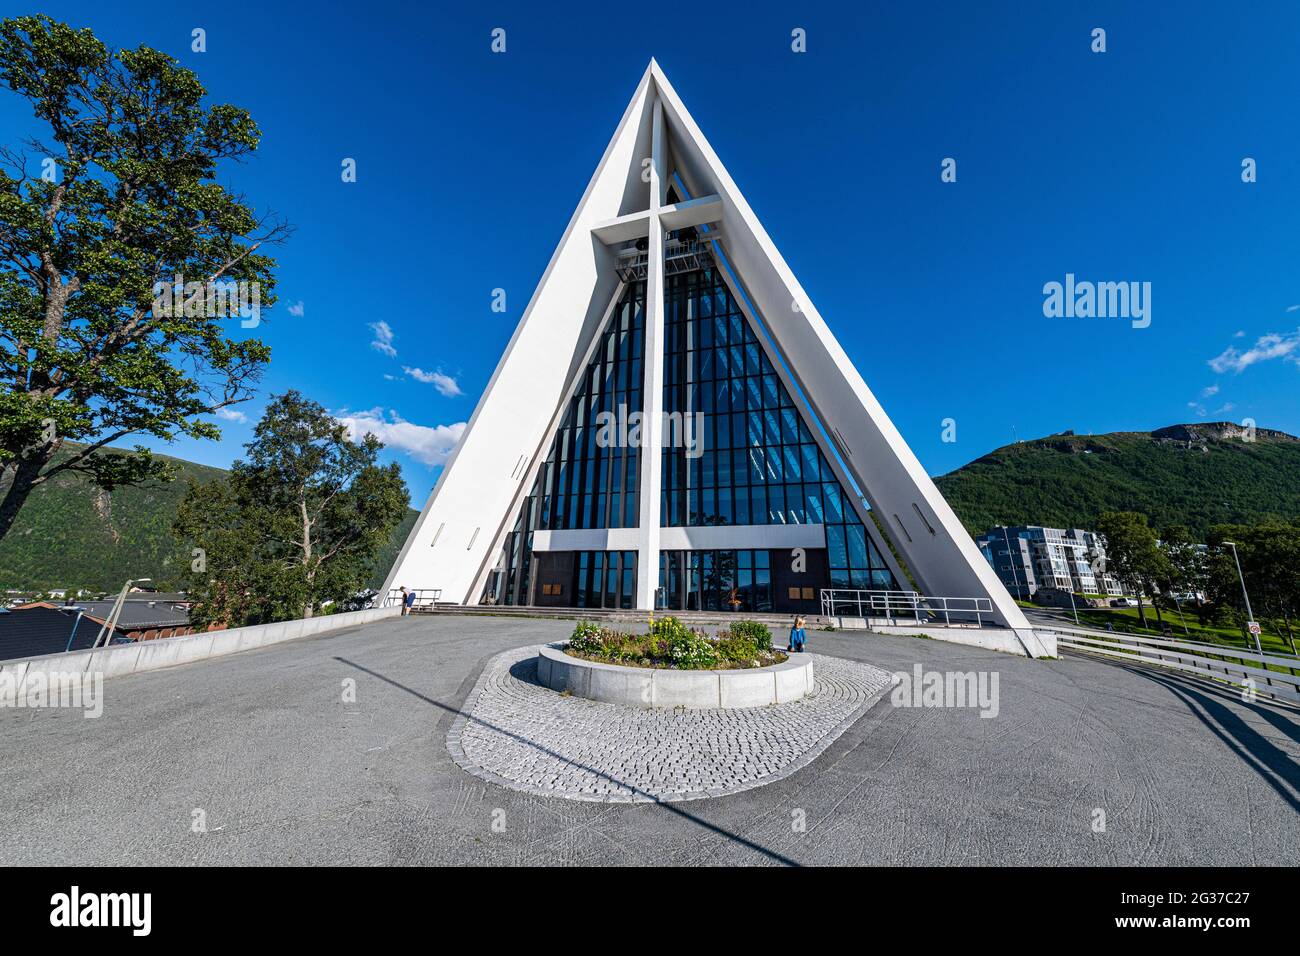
xmin=768 ymin=485 xmax=786 ymax=523
xmin=823 ymin=483 xmax=844 ymax=522
xmin=827 ymin=525 xmax=848 ymax=568
xmin=734 ymin=488 xmax=750 ymax=524
xmin=847 ymin=522 xmax=868 ymax=568
xmin=801 ymin=444 xmax=820 ymax=481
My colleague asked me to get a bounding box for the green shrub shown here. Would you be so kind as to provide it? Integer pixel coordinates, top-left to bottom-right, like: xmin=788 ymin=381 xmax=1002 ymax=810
xmin=565 ymin=616 xmax=783 ymax=669
xmin=651 ymin=616 xmax=691 ymax=640
xmin=729 ymin=619 xmax=772 ymax=652
xmin=667 ymin=629 xmax=720 ymax=669
xmin=716 ymin=631 xmax=759 ymax=662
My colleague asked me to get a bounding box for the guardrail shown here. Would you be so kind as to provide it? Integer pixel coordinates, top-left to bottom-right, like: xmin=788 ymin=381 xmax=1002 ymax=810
xmin=820 ymin=589 xmax=994 ymax=627
xmin=1042 ymin=624 xmax=1300 ymax=706
xmin=384 ymin=588 xmax=442 ymax=610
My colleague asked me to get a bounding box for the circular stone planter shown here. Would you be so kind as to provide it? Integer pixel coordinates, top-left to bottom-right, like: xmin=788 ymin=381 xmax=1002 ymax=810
xmin=536 ymin=643 xmax=814 ymax=710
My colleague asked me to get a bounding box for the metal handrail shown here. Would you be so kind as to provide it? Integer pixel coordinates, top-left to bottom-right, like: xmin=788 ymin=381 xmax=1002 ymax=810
xmin=820 ymin=589 xmax=994 ymax=628
xmin=384 ymin=588 xmax=442 ymax=609
xmin=614 ymin=237 xmax=715 ymax=281
xmin=1033 ymin=621 xmax=1300 ymax=663
xmin=1052 ymin=630 xmax=1300 ymax=706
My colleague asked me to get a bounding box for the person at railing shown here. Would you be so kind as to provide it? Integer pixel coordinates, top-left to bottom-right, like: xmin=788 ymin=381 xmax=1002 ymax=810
xmin=401 ymin=586 xmax=416 ymax=616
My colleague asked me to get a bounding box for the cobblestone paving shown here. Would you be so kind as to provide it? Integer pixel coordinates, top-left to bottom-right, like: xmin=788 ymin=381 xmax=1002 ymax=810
xmin=447 ymin=645 xmax=893 ymax=803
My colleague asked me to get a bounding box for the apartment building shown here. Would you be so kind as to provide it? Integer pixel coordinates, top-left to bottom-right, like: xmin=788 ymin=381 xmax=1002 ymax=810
xmin=976 ymin=525 xmax=1128 ymax=599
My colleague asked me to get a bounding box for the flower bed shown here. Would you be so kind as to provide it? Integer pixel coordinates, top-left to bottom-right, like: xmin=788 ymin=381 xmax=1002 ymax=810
xmin=565 ymin=617 xmax=786 ymax=670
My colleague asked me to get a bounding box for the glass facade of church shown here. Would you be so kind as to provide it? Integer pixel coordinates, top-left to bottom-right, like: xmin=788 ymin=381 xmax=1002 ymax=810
xmin=489 ymin=245 xmax=898 ymax=611
xmin=657 ymin=265 xmax=898 ymax=607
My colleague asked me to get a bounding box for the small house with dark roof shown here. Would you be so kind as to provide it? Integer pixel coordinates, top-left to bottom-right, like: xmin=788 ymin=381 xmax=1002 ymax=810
xmin=0 ymin=605 xmax=129 ymax=662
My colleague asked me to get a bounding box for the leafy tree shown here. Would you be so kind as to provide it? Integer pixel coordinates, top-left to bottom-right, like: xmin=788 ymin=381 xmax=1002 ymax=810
xmin=1157 ymin=524 xmax=1207 ymax=631
xmin=0 ymin=15 xmax=284 ymax=543
xmin=175 ymin=391 xmax=409 ymax=626
xmin=1097 ymin=511 xmax=1169 ymax=629
xmin=1206 ymin=522 xmax=1300 ymax=654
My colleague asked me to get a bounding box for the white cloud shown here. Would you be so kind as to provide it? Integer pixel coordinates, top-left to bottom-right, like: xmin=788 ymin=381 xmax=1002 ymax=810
xmin=1286 ymin=305 xmax=1299 ymax=313
xmin=369 ymin=320 xmax=397 ymax=358
xmin=402 ymin=366 xmax=463 ymax=397
xmin=1200 ymin=384 xmax=1219 ymax=398
xmin=216 ymin=407 xmax=249 ymax=424
xmin=1208 ymin=329 xmax=1300 ymax=374
xmin=287 ymin=301 xmax=305 ymax=317
xmin=335 ymin=407 xmax=465 ymax=466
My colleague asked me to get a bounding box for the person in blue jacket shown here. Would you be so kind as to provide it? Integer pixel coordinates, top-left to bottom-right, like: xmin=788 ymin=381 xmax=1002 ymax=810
xmin=788 ymin=615 xmax=807 ymax=653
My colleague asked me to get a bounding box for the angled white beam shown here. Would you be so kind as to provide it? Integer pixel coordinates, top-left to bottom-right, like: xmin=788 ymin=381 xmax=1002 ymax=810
xmin=659 ymin=195 xmax=723 ymax=232
xmin=591 ymin=209 xmax=653 ymax=245
xmin=591 ymin=195 xmax=722 ymax=245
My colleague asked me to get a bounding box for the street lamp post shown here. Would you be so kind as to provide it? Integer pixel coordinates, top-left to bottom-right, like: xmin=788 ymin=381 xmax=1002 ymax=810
xmin=92 ymin=578 xmax=151 ymax=649
xmin=64 ymin=608 xmax=85 ymax=653
xmin=1220 ymin=542 xmax=1261 ymax=655
xmin=1169 ymin=591 xmax=1191 ymax=637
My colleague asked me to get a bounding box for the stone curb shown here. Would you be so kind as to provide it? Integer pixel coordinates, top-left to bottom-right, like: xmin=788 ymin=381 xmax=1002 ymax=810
xmin=445 ymin=644 xmax=892 ymax=804
xmin=538 ymin=643 xmax=814 ymax=709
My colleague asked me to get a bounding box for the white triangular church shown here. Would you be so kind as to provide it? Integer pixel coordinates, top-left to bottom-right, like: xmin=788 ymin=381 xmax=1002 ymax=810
xmin=384 ymin=61 xmax=1033 ymax=637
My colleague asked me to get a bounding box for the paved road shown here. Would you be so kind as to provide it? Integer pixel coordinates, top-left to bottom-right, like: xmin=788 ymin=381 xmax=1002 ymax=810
xmin=1 ymin=614 xmax=1296 ymax=865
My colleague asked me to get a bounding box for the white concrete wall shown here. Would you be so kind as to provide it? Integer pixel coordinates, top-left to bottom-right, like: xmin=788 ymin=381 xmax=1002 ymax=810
xmin=3 ymin=606 xmax=401 ymax=687
xmin=534 ymin=522 xmax=826 ymax=553
xmin=834 ymin=618 xmax=1057 ymax=658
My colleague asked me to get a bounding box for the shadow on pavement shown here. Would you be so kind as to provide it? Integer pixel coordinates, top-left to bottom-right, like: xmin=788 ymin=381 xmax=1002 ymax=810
xmin=1114 ymin=662 xmax=1300 ymax=813
xmin=333 ymin=654 xmax=801 ymax=866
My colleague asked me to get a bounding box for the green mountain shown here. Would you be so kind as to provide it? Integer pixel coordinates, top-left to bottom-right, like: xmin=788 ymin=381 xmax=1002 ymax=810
xmin=0 ymin=444 xmax=417 ymax=593
xmin=934 ymin=422 xmax=1300 ymax=540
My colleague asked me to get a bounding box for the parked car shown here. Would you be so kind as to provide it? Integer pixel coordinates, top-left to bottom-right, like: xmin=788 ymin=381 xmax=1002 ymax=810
xmin=339 ymin=589 xmax=379 ymax=612
xmin=1110 ymin=598 xmax=1139 ymax=608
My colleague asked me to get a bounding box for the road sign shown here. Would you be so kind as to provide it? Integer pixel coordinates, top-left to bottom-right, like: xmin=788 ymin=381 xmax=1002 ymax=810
xmin=1247 ymin=620 xmax=1261 ymax=636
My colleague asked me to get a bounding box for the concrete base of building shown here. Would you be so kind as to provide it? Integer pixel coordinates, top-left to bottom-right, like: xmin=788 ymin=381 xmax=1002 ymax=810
xmin=536 ymin=643 xmax=814 ymax=709
xmin=832 ymin=619 xmax=1058 ymax=658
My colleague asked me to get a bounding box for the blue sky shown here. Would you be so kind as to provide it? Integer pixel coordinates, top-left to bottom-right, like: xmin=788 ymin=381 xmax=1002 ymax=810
xmin=4 ymin=0 xmax=1300 ymax=503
